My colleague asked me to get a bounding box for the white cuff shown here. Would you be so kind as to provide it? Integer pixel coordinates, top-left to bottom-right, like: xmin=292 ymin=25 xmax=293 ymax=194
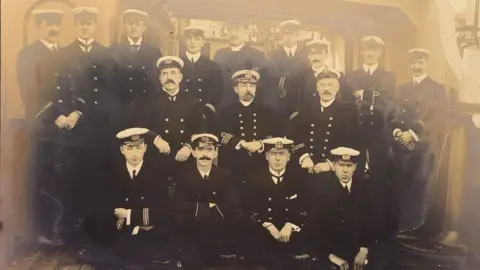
xmin=393 ymin=128 xmax=402 ymax=138
xmin=408 ymin=129 xmax=420 ymax=142
xmin=329 ymin=254 xmax=344 ymax=266
xmin=74 ymin=110 xmax=82 ymax=116
xmin=326 ymin=159 xmax=333 ymax=171
xmin=235 ymin=140 xmax=246 ymax=150
xmin=262 ymin=222 xmax=273 ymax=229
xmin=126 ymin=209 xmax=132 ymax=226
xmin=154 ymin=135 xmax=161 ymax=144
xmin=299 ymin=153 xmax=311 ymax=165
xmin=143 ymin=208 xmax=149 ymax=226
xmin=286 ymin=222 xmax=301 ymax=232
xmin=258 ymin=140 xmax=265 ymax=153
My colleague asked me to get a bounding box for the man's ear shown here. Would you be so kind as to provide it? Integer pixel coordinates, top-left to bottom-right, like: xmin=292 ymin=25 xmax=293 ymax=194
xmin=191 ymin=149 xmax=197 ymax=158
xmin=234 ymin=85 xmax=239 ymax=94
xmin=120 ymin=146 xmax=124 ymax=155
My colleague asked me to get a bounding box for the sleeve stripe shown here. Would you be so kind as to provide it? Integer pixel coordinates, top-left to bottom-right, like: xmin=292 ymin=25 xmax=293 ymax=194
xmin=195 ymin=203 xmax=199 ymax=218
xmin=205 ymin=103 xmax=216 ymax=114
xmin=221 ymin=133 xmax=234 ymax=145
xmin=215 ymin=205 xmax=225 ymax=219
xmin=292 ymin=143 xmax=305 ymax=153
xmin=116 ymin=218 xmax=124 ymax=230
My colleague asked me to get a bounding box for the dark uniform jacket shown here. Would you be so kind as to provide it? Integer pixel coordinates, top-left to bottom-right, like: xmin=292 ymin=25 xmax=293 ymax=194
xmin=213 ymin=45 xmax=268 ymax=108
xmin=266 ymin=46 xmax=309 ymax=115
xmin=247 ymin=167 xmax=308 ymax=230
xmin=109 ymin=41 xmax=162 ymax=105
xmin=310 ymin=175 xmax=373 ymax=259
xmin=285 ymin=66 xmax=352 ymax=113
xmin=346 ymin=67 xmax=397 ymax=127
xmin=289 ymin=100 xmax=360 ymax=164
xmin=173 ymin=165 xmax=238 ymax=222
xmin=180 ymin=53 xmax=223 ymax=118
xmin=135 ymin=90 xmax=206 ymax=154
xmin=58 ymin=40 xmax=114 ymax=145
xmin=17 ymin=41 xmax=69 ymax=127
xmin=105 ymin=159 xmax=171 ymax=235
xmin=391 ymin=76 xmax=447 ymax=153
xmin=216 ymin=99 xmax=278 ymax=173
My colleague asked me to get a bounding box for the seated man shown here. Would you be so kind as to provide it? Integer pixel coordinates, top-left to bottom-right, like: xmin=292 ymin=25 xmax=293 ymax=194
xmin=310 ymin=147 xmax=374 ymax=270
xmin=245 ymin=137 xmax=310 ymax=269
xmin=81 ymin=128 xmax=171 ymax=267
xmin=173 ymin=133 xmax=241 ymax=269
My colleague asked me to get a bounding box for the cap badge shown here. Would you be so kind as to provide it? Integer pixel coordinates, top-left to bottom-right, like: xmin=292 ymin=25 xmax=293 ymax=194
xmin=132 ymin=135 xmax=140 ymax=141
xmin=164 ymin=59 xmax=172 ymax=64
xmin=245 ymin=71 xmax=252 ymax=79
xmin=201 ymin=136 xmax=210 ymax=142
xmin=342 ymin=154 xmax=350 ymax=160
xmin=275 ymin=141 xmax=283 ymax=149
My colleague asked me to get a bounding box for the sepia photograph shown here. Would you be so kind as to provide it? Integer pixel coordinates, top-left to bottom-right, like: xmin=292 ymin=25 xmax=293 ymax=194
xmin=0 ymin=0 xmax=479 ymax=269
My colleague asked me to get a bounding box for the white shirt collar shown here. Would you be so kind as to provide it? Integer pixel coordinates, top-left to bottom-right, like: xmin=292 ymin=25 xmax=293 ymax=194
xmin=230 ymin=43 xmax=245 ymax=52
xmin=239 ymin=99 xmax=253 ymax=107
xmin=186 ymin=51 xmax=201 ymax=63
xmin=126 ymin=161 xmax=144 ymax=179
xmin=340 ymin=179 xmax=352 ymax=192
xmin=283 ymin=44 xmax=298 ymax=57
xmin=413 ymin=73 xmax=428 ymax=84
xmin=77 ymin=37 xmax=95 ymax=46
xmin=312 ymin=64 xmax=327 ymax=75
xmin=320 ymin=98 xmax=335 ymax=108
xmin=269 ymin=167 xmax=286 ymax=184
xmin=198 ymin=167 xmax=212 ymax=178
xmin=40 ymin=39 xmax=58 ymax=51
xmin=163 ymin=87 xmax=179 ymax=97
xmin=363 ymin=63 xmax=378 ymax=74
xmin=128 ymin=36 xmax=143 ymax=46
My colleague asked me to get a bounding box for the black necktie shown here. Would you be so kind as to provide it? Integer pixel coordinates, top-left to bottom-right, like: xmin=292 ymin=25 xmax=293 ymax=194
xmin=132 ymin=170 xmax=137 ymax=179
xmin=344 ymin=185 xmax=350 ymax=195
xmin=130 ymin=45 xmax=140 ymax=52
xmin=271 ymin=174 xmax=283 ymax=184
xmin=191 ymin=57 xmax=195 ymax=64
xmin=288 ymin=50 xmax=293 ymax=59
xmin=203 ymin=175 xmax=209 ymax=180
xmin=366 ymin=68 xmax=371 ymax=76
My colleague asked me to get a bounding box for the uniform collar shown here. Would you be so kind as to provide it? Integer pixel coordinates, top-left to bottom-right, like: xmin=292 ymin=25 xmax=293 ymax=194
xmin=413 ymin=73 xmax=428 ymax=84
xmin=126 ymin=160 xmax=144 ymax=179
xmin=186 ymin=51 xmax=201 ymax=63
xmin=77 ymin=37 xmax=95 ymax=46
xmin=128 ymin=36 xmax=143 ymax=46
xmin=339 ymin=179 xmax=352 ymax=193
xmin=239 ymin=99 xmax=254 ymax=107
xmin=363 ymin=63 xmax=378 ymax=74
xmin=312 ymin=64 xmax=327 ymax=75
xmin=162 ymin=87 xmax=179 ymax=97
xmin=40 ymin=39 xmax=59 ymax=51
xmin=269 ymin=167 xmax=286 ymax=184
xmin=198 ymin=167 xmax=212 ymax=178
xmin=320 ymin=98 xmax=335 ymax=108
xmin=283 ymin=44 xmax=298 ymax=57
xmin=230 ymin=43 xmax=245 ymax=52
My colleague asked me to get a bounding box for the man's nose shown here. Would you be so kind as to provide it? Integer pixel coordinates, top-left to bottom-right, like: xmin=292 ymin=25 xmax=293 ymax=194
xmin=52 ymin=24 xmax=60 ymax=31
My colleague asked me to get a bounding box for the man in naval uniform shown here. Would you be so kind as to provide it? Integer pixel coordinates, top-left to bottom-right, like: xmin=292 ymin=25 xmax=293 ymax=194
xmin=216 ymin=70 xmax=278 ymax=198
xmin=244 ymin=138 xmax=310 ymax=269
xmin=289 ymin=67 xmax=360 ymax=180
xmin=134 ymin=56 xmax=206 ymax=185
xmin=180 ymin=26 xmax=223 ymax=128
xmin=81 ymin=128 xmax=172 ymax=267
xmin=267 ymin=20 xmax=309 ymax=119
xmin=110 ymin=9 xmax=162 ymax=125
xmin=284 ymin=39 xmax=352 ymax=113
xmin=173 ymin=134 xmax=241 ymax=268
xmin=309 ymin=147 xmax=373 ymax=270
xmin=346 ymin=36 xmax=398 ymax=245
xmin=55 ymin=7 xmax=115 ymax=233
xmin=391 ymin=49 xmax=448 ymax=231
xmin=213 ymin=22 xmax=268 ymax=109
xmin=17 ymin=9 xmax=72 ymax=245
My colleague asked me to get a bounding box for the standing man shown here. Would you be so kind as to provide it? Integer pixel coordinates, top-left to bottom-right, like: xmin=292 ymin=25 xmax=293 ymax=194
xmin=173 ymin=134 xmax=241 ymax=269
xmin=134 ymin=56 xmax=206 ymax=184
xmin=180 ymin=26 xmax=223 ymax=127
xmin=213 ymin=22 xmax=267 ymax=109
xmin=56 ymin=7 xmax=115 ymax=232
xmin=244 ymin=137 xmax=310 ymax=269
xmin=267 ymin=20 xmax=309 ymax=118
xmin=216 ymin=70 xmax=278 ymax=195
xmin=346 ymin=35 xmax=397 ymax=178
xmin=310 ymin=147 xmax=373 ymax=270
xmin=391 ymin=49 xmax=447 ymax=231
xmin=82 ymin=128 xmax=172 ymax=267
xmin=110 ymin=9 xmax=162 ymax=125
xmin=285 ymin=39 xmax=352 ymax=113
xmin=17 ymin=9 xmax=71 ymax=245
xmin=289 ymin=67 xmax=360 ymax=178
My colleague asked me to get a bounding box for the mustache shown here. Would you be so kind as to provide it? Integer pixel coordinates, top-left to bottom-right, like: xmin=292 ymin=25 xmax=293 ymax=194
xmin=199 ymin=156 xmax=212 ymax=161
xmin=322 ymin=91 xmax=332 ymax=95
xmin=164 ymin=79 xmax=176 ymax=85
xmin=48 ymin=31 xmax=59 ymax=37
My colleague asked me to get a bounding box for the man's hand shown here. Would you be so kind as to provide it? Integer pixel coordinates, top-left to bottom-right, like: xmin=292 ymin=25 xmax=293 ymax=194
xmin=175 ymin=145 xmax=192 ymax=162
xmin=399 ymin=131 xmax=414 ymax=145
xmin=114 ymin=208 xmax=128 ymax=219
xmin=209 ymin=203 xmax=216 ymax=208
xmin=313 ymin=162 xmax=332 ymax=174
xmin=280 ymin=223 xmax=293 ymax=243
xmin=267 ymin=225 xmax=282 ymax=240
xmin=301 ymin=156 xmax=315 ymax=174
xmin=54 ymin=115 xmax=69 ymax=129
xmin=354 ymin=248 xmax=368 ymax=270
xmin=154 ymin=137 xmax=171 ymax=155
xmin=244 ymin=141 xmax=262 ymax=153
xmin=329 ymin=254 xmax=349 ymax=270
xmin=66 ymin=111 xmax=81 ymax=130
xmin=353 ymin=89 xmax=364 ymax=100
